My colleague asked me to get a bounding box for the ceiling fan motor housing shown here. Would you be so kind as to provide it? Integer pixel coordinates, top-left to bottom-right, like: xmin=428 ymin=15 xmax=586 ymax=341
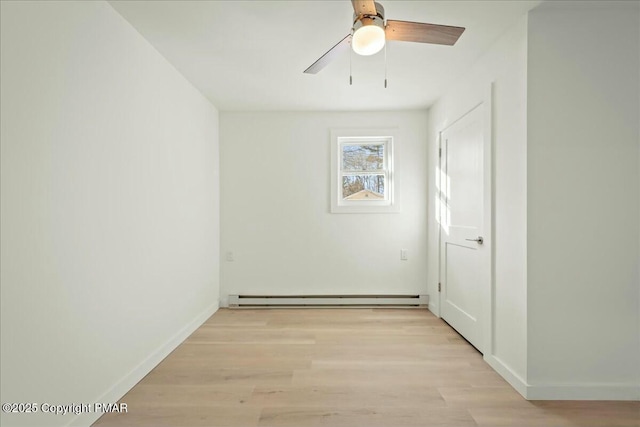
xmin=352 ymin=2 xmax=385 ymax=32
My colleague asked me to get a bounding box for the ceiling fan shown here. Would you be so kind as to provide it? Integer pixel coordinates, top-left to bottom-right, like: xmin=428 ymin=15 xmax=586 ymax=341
xmin=304 ymin=0 xmax=465 ymax=76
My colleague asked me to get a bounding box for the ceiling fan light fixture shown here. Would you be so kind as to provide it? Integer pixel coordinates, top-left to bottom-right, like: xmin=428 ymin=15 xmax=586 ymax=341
xmin=352 ymin=23 xmax=385 ymax=56
xmin=303 ymin=0 xmax=466 ymax=75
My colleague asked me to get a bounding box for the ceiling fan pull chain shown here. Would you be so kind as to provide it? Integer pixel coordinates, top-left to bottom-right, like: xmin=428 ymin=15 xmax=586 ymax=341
xmin=349 ymin=42 xmax=353 ymax=86
xmin=384 ymin=40 xmax=388 ymax=88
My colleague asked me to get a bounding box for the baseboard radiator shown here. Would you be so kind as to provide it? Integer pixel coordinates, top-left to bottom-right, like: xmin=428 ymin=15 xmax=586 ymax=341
xmin=228 ymin=294 xmax=428 ymax=308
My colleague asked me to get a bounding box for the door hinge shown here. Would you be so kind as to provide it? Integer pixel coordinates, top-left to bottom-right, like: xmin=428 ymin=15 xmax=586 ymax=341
xmin=438 ymin=282 xmax=441 ymax=292
xmin=438 ymin=148 xmax=442 ymax=158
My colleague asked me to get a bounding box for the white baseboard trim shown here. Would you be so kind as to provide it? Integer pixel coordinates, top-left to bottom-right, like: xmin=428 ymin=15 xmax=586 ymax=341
xmin=427 ymin=301 xmax=440 ymax=318
xmin=484 ymin=354 xmax=529 ymax=398
xmin=68 ymin=301 xmax=219 ymax=427
xmin=485 ymin=355 xmax=640 ymax=400
xmin=526 ymin=383 xmax=640 ymax=401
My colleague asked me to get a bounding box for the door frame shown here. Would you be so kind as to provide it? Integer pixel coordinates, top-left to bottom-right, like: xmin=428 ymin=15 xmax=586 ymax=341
xmin=437 ymin=83 xmax=493 ymax=355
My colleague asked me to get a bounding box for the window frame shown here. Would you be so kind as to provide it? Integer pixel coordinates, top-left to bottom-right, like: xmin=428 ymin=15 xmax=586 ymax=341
xmin=331 ymin=129 xmax=399 ymax=214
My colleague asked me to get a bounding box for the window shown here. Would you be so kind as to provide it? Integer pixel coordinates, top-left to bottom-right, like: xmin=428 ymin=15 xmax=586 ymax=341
xmin=331 ymin=130 xmax=398 ymax=213
xmin=340 ymin=140 xmax=389 ymax=201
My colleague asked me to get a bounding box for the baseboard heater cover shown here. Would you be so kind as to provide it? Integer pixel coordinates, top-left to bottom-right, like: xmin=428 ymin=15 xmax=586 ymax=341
xmin=228 ymin=294 xmax=428 ymax=308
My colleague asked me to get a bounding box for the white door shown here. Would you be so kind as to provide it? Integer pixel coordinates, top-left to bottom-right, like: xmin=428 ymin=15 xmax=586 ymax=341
xmin=439 ymin=104 xmax=487 ymax=352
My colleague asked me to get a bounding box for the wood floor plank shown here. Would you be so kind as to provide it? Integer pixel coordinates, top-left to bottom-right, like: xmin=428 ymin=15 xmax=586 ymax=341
xmin=185 ymin=329 xmax=316 ymax=345
xmin=257 ymin=407 xmax=477 ymax=427
xmin=93 ymin=406 xmax=261 ymax=427
xmin=121 ymin=384 xmax=255 ymax=407
xmin=248 ymin=385 xmax=446 ymax=408
xmin=171 ymin=343 xmax=316 ymax=358
xmin=313 ymin=332 xmax=455 ymax=345
xmin=469 ymin=405 xmax=640 ymax=427
xmin=438 ymin=387 xmax=533 ymax=409
xmin=290 ymin=368 xmax=475 ymax=388
xmin=143 ymin=366 xmax=294 ymax=387
xmin=93 ymin=308 xmax=638 ymax=427
xmin=309 ymin=359 xmax=479 ymax=370
xmin=157 ymin=355 xmax=312 ymax=370
xmin=306 ymin=343 xmax=482 ymax=361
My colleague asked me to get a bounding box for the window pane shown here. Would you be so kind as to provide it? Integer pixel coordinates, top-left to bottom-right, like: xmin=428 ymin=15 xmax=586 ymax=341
xmin=342 ymin=144 xmax=384 ymax=171
xmin=342 ymin=175 xmax=385 ymax=200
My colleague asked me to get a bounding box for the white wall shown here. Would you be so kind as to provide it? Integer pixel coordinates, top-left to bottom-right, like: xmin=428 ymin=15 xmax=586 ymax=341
xmin=526 ymin=2 xmax=640 ymax=399
xmin=220 ymin=111 xmax=428 ymax=301
xmin=0 ymin=2 xmax=220 ymax=426
xmin=427 ymin=17 xmax=529 ymax=390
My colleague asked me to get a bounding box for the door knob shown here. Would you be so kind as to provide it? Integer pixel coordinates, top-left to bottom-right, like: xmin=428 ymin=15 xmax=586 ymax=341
xmin=465 ymin=236 xmax=484 ymax=245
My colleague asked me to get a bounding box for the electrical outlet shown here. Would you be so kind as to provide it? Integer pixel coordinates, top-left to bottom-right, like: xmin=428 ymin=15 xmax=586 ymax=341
xmin=226 ymin=251 xmax=234 ymax=262
xmin=401 ymin=249 xmax=408 ymax=261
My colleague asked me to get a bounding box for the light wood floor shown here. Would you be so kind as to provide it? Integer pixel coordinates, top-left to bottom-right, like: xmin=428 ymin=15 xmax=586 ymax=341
xmin=93 ymin=308 xmax=639 ymax=427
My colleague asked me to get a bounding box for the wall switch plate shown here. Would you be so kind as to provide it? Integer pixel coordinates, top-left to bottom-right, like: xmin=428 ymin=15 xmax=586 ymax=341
xmin=401 ymin=249 xmax=408 ymax=260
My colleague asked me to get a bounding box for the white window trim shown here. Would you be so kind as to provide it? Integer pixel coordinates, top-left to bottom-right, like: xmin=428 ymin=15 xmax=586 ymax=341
xmin=331 ymin=128 xmax=400 ymax=214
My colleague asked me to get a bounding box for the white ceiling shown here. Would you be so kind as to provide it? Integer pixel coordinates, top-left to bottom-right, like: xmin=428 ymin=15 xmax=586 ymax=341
xmin=110 ymin=0 xmax=541 ymax=111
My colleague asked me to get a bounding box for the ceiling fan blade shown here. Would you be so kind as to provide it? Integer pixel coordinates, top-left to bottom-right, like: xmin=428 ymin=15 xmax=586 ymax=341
xmin=303 ymin=34 xmax=352 ymax=74
xmin=385 ymin=20 xmax=465 ymax=46
xmin=351 ymin=0 xmax=377 ymax=16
